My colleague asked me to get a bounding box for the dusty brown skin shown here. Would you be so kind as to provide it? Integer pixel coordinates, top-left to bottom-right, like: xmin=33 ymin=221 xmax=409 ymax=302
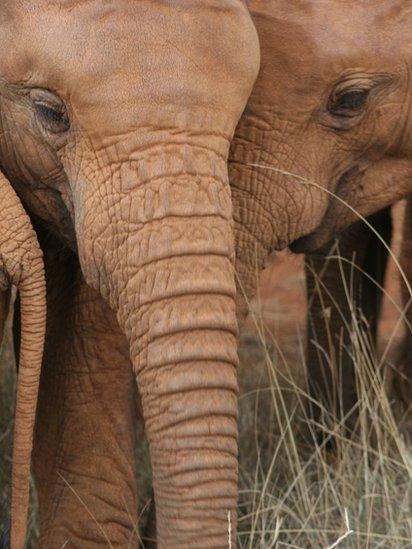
xmin=229 ymin=0 xmax=412 ymax=432
xmin=230 ymin=0 xmax=412 ymax=300
xmin=0 ymin=172 xmax=46 ymax=549
xmin=0 ymin=1 xmax=259 ymax=546
xmin=394 ymin=197 xmax=412 ymax=406
xmin=26 ymin=226 xmax=140 ymax=547
xmin=230 ymin=1 xmax=412 ymax=426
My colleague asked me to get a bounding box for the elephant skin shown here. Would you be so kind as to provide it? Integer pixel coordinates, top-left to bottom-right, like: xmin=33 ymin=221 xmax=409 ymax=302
xmin=0 ymin=172 xmax=46 ymax=549
xmin=229 ymin=0 xmax=412 ymax=428
xmin=230 ymin=0 xmax=412 ymax=298
xmin=31 ymin=226 xmax=140 ymax=548
xmin=393 ymin=197 xmax=412 ymax=407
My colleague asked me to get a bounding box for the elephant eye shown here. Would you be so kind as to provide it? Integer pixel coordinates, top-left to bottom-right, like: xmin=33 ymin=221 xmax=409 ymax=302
xmin=327 ymin=89 xmax=370 ymax=117
xmin=30 ymin=89 xmax=70 ymax=134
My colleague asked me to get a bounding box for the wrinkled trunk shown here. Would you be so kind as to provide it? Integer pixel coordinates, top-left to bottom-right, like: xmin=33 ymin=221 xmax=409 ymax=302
xmin=78 ymin=141 xmax=239 ymax=547
xmin=228 ymin=109 xmax=331 ymax=319
xmin=0 ymin=171 xmax=46 ymax=549
xmin=122 ymin=239 xmax=239 ymax=547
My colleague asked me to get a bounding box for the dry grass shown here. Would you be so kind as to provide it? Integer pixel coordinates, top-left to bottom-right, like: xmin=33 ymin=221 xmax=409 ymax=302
xmin=1 ymin=258 xmax=411 ymax=548
xmin=237 ymin=324 xmax=412 ymax=548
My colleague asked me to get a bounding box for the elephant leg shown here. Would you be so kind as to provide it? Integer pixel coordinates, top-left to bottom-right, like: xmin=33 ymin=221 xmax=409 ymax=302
xmin=393 ymin=197 xmax=412 ymax=406
xmin=0 ymin=289 xmax=11 ymax=347
xmin=360 ymin=208 xmax=392 ymax=338
xmin=29 ymin=230 xmax=140 ymax=547
xmin=305 ymin=207 xmax=392 ymax=433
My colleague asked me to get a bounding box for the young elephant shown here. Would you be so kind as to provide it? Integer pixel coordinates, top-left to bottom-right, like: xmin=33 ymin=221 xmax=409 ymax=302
xmin=0 ymin=1 xmax=259 ymax=547
xmin=230 ymin=1 xmax=412 ymax=421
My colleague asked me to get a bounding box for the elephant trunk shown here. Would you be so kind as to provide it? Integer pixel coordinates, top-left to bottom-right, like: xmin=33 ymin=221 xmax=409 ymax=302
xmin=78 ymin=142 xmax=239 ymax=547
xmin=0 ymin=172 xmax=46 ymax=549
xmin=123 ymin=239 xmax=239 ymax=547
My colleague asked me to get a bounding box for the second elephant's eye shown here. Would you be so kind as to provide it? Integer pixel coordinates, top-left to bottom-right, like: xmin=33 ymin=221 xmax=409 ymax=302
xmin=328 ymin=89 xmax=370 ymax=117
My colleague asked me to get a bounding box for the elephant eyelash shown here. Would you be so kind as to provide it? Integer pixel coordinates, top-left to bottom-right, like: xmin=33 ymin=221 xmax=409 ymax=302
xmin=326 ymin=73 xmax=395 ymax=120
xmin=328 ymin=89 xmax=370 ymax=117
xmin=34 ymin=101 xmax=70 ymax=133
xmin=29 ymin=88 xmax=70 ymax=134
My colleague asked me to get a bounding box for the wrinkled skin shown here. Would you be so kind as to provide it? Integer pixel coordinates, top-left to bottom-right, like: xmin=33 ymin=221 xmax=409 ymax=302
xmin=230 ymin=0 xmax=412 ymax=301
xmin=0 ymin=172 xmax=46 ymax=549
xmin=30 ymin=225 xmax=140 ymax=547
xmin=229 ymin=1 xmax=412 ymax=426
xmin=0 ymin=1 xmax=259 ymax=546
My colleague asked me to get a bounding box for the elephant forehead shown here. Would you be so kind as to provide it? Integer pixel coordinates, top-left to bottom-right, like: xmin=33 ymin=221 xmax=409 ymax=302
xmin=8 ymin=2 xmax=219 ymax=82
xmin=295 ymin=1 xmax=412 ymax=62
xmin=2 ymin=0 xmax=257 ymax=122
xmin=250 ymin=0 xmax=411 ymax=105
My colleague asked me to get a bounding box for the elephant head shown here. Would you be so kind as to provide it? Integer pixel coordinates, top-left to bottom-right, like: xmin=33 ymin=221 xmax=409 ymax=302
xmin=0 ymin=1 xmax=259 ymax=546
xmin=231 ymin=0 xmax=412 ymax=300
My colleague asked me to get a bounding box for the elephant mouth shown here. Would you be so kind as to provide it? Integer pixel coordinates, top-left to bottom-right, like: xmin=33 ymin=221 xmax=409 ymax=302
xmin=289 ymin=229 xmax=329 ymax=254
xmin=289 ymin=164 xmax=364 ymax=254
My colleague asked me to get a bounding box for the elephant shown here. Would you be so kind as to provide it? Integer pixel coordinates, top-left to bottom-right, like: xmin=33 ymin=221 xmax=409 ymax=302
xmin=229 ymin=0 xmax=412 ymax=427
xmin=0 ymin=1 xmax=260 ymax=547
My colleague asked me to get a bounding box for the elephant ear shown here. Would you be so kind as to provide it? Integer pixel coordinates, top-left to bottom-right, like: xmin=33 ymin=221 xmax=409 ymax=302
xmin=0 ymin=170 xmax=46 ymax=549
